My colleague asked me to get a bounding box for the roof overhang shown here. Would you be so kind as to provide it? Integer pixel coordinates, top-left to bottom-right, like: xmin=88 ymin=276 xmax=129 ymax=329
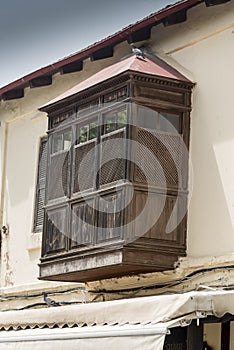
xmin=40 ymin=54 xmax=192 ymax=112
xmin=0 ymin=0 xmax=216 ymax=101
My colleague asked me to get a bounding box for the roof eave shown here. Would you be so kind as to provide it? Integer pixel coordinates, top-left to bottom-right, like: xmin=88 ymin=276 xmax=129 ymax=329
xmin=0 ymin=0 xmax=201 ymax=99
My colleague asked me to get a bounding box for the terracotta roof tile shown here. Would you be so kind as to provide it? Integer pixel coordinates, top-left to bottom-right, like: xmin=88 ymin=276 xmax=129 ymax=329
xmin=43 ymin=54 xmax=190 ymax=107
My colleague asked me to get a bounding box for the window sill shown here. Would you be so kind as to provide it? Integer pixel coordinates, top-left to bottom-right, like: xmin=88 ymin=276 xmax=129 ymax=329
xmin=27 ymin=232 xmax=42 ymax=252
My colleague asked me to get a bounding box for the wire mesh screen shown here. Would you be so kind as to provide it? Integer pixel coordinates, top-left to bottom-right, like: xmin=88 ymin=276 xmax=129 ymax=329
xmin=71 ymin=201 xmax=95 ymax=248
xmin=43 ymin=208 xmax=66 ymax=255
xmin=99 ymin=130 xmax=126 ymax=186
xmin=135 ymin=128 xmax=183 ymax=188
xmin=48 ymin=151 xmax=69 ymax=200
xmin=97 ymin=192 xmax=123 ymax=242
xmin=73 ymin=141 xmax=96 ymax=193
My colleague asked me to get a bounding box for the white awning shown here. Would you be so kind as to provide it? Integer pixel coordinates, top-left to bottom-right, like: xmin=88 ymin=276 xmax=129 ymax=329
xmin=1 ymin=290 xmax=234 ymax=349
xmin=0 ymin=324 xmax=168 ymax=350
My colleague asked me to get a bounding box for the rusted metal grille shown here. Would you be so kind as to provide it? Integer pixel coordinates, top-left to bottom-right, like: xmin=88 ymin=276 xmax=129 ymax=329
xmin=135 ymin=128 xmax=183 ymax=188
xmin=43 ymin=209 xmax=66 ymax=255
xmin=48 ymin=151 xmax=69 ymax=200
xmin=71 ymin=201 xmax=95 ymax=248
xmin=73 ymin=141 xmax=96 ymax=193
xmin=99 ymin=130 xmax=125 ymax=186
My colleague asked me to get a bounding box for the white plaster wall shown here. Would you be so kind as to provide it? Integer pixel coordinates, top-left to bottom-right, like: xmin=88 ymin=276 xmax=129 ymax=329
xmin=151 ymin=1 xmax=234 ymax=257
xmin=0 ymin=43 xmax=130 ymax=287
xmin=1 ymin=1 xmax=234 ymax=288
xmin=1 ymin=115 xmax=47 ymax=286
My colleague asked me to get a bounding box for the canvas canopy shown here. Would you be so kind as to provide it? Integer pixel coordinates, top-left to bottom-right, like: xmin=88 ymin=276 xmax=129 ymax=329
xmin=0 ymin=290 xmax=234 ymax=349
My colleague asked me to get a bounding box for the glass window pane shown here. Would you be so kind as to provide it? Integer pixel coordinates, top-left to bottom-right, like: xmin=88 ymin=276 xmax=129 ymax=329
xmin=79 ymin=125 xmax=89 ymax=143
xmin=117 ymin=110 xmax=127 ymax=128
xmin=89 ymin=121 xmax=98 ymax=140
xmin=53 ymin=134 xmax=63 ymax=153
xmin=104 ymin=108 xmax=127 ymax=134
xmin=159 ymin=113 xmax=180 ymax=133
xmin=138 ymin=106 xmax=158 ymax=129
xmin=104 ymin=115 xmax=116 ymax=134
xmin=63 ymin=131 xmax=72 ymax=150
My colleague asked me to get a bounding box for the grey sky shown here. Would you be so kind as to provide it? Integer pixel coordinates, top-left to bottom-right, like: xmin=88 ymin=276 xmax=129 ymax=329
xmin=0 ymin=0 xmax=176 ymax=87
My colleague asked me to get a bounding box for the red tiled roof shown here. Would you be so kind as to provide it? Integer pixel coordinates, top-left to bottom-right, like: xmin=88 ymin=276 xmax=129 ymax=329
xmin=42 ymin=54 xmax=191 ymax=108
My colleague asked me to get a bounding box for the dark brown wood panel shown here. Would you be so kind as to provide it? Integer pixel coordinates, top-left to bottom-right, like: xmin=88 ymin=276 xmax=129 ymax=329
xmin=43 ymin=207 xmax=67 ymax=255
xmin=40 ymin=63 xmax=192 ymax=282
xmin=97 ymin=192 xmax=123 ymax=243
xmin=135 ymin=128 xmax=183 ymax=189
xmin=135 ymin=84 xmax=184 ymax=105
xmin=99 ymin=130 xmax=126 ymax=186
xmin=73 ymin=141 xmax=96 ymax=193
xmin=48 ymin=151 xmax=69 ymax=200
xmin=71 ymin=200 xmax=95 ymax=248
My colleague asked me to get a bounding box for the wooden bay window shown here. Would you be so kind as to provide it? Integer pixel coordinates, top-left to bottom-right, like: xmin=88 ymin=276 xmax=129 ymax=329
xmin=39 ymin=55 xmax=193 ymax=282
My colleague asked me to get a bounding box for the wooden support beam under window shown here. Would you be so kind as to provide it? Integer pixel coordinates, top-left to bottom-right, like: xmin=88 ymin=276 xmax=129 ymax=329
xmin=60 ymin=60 xmax=83 ymax=74
xmin=205 ymin=0 xmax=230 ymax=6
xmin=163 ymin=9 xmax=187 ymax=27
xmin=91 ymin=46 xmax=114 ymax=61
xmin=29 ymin=75 xmax=52 ymax=88
xmin=2 ymin=88 xmax=24 ymax=100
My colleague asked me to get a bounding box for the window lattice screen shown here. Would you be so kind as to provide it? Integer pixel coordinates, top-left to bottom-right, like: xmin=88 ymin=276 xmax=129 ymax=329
xmin=48 ymin=151 xmax=69 ymax=200
xmin=135 ymin=128 xmax=183 ymax=188
xmin=99 ymin=130 xmax=126 ymax=186
xmin=73 ymin=141 xmax=96 ymax=193
xmin=71 ymin=201 xmax=95 ymax=248
xmin=97 ymin=193 xmax=122 ymax=242
xmin=43 ymin=209 xmax=66 ymax=254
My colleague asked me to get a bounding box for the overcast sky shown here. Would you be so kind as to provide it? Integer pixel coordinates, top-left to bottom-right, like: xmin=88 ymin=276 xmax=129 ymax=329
xmin=0 ymin=0 xmax=176 ymax=87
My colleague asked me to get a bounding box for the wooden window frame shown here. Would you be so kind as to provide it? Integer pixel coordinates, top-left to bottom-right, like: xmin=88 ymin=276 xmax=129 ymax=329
xmin=33 ymin=136 xmax=48 ymax=232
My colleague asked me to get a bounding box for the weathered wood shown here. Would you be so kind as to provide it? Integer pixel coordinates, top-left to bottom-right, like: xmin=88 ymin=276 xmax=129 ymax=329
xmin=40 ymin=63 xmax=192 ymax=282
xmin=135 ymin=84 xmax=184 ymax=105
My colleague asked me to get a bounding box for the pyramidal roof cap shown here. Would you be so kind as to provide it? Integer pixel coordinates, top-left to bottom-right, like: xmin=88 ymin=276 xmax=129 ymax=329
xmin=42 ymin=55 xmax=191 ymax=109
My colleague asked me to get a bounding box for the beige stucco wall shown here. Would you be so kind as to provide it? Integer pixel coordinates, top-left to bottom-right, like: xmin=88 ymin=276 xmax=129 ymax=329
xmin=0 ymin=44 xmax=130 ymax=287
xmin=204 ymin=323 xmax=221 ymax=350
xmin=0 ymin=1 xmax=234 ymax=292
xmin=151 ymin=1 xmax=234 ymax=258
